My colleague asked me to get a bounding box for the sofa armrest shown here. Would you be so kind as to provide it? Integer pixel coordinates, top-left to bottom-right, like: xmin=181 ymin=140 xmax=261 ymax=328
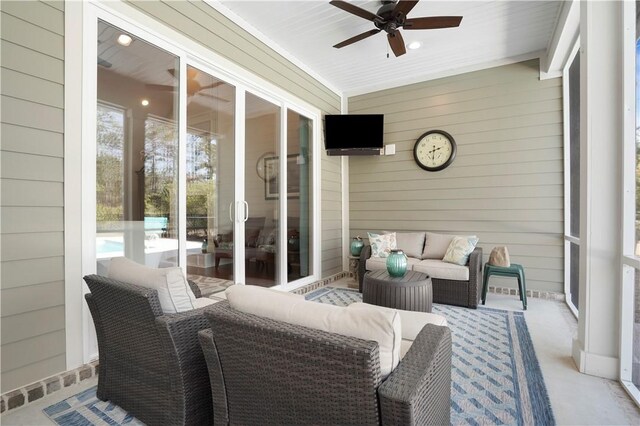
xmin=188 ymin=280 xmax=202 ymax=299
xmin=378 ymin=324 xmax=452 ymax=426
xmin=155 ymin=308 xmax=212 ymax=425
xmin=358 ymin=244 xmax=372 ymax=292
xmin=467 ymin=247 xmax=483 ymax=308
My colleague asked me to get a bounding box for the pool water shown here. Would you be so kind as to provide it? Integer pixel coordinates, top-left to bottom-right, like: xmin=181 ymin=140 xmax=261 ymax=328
xmin=97 ymin=239 xmax=124 ymax=254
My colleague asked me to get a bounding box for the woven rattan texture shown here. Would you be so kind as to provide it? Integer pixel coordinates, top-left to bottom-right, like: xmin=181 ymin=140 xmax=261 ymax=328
xmin=200 ymin=301 xmax=451 ymax=425
xmin=83 ymin=275 xmax=212 ymax=426
xmin=363 ymin=270 xmax=433 ymax=312
xmin=359 ymin=245 xmax=483 ymax=309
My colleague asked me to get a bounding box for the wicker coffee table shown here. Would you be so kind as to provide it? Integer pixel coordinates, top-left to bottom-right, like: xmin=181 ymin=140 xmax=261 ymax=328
xmin=362 ymin=270 xmax=433 ymax=313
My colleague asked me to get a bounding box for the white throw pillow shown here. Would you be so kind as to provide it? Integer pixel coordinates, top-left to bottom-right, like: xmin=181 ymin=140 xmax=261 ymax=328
xmin=108 ymin=257 xmax=196 ymax=314
xmin=227 ymin=285 xmax=401 ymax=378
xmin=368 ymin=232 xmax=397 ymax=258
xmin=443 ymin=236 xmax=480 ymax=266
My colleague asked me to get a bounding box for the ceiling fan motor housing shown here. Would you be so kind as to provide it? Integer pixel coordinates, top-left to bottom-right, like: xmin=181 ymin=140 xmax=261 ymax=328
xmin=375 ymin=2 xmax=406 ymax=33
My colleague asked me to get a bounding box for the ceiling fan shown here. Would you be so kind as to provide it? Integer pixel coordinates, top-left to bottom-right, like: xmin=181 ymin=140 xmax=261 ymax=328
xmin=330 ymin=0 xmax=463 ymax=57
xmin=146 ymin=68 xmax=229 ymax=102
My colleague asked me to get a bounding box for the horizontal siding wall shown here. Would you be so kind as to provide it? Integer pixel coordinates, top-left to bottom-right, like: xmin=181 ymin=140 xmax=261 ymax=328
xmin=348 ymin=60 xmax=563 ymax=293
xmin=126 ymin=0 xmax=343 ymax=278
xmin=0 ymin=0 xmax=66 ymax=392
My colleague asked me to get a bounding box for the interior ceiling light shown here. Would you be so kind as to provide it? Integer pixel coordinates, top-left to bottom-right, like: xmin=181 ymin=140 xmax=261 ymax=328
xmin=141 ymin=99 xmax=149 ymax=106
xmin=117 ymin=34 xmax=132 ymax=46
xmin=407 ymin=41 xmax=422 ymax=50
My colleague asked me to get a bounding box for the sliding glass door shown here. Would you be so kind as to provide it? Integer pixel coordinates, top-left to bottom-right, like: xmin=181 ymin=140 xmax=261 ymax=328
xmin=185 ymin=66 xmax=236 ymax=292
xmin=93 ymin=19 xmax=317 ymax=294
xmin=244 ymin=93 xmax=280 ymax=287
xmin=96 ymin=20 xmax=180 ymax=275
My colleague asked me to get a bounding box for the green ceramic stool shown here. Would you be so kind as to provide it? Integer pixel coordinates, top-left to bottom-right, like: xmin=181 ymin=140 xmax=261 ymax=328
xmin=481 ymin=263 xmax=527 ymax=310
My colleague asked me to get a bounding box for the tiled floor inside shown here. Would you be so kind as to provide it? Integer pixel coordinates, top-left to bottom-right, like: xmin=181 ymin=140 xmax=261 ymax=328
xmin=3 ymin=278 xmax=640 ymax=425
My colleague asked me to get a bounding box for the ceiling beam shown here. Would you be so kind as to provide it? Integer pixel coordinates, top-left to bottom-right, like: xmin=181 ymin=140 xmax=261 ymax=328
xmin=540 ymin=0 xmax=579 ymax=80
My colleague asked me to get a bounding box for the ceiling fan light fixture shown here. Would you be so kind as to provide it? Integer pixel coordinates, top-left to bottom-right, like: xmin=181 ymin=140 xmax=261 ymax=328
xmin=407 ymin=41 xmax=422 ymax=50
xmin=117 ymin=34 xmax=133 ymax=46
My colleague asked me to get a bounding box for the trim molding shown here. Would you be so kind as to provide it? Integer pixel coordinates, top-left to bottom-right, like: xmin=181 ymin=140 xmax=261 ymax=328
xmin=344 ymin=50 xmax=547 ymax=97
xmin=203 ymin=0 xmax=343 ymax=98
xmin=572 ymin=339 xmax=619 ymax=380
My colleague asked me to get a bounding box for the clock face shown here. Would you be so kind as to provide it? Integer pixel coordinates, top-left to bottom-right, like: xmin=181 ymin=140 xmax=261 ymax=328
xmin=413 ymin=130 xmax=456 ymax=171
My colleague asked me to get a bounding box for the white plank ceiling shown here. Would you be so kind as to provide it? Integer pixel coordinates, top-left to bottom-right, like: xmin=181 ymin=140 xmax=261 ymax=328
xmin=216 ymin=0 xmax=562 ymax=96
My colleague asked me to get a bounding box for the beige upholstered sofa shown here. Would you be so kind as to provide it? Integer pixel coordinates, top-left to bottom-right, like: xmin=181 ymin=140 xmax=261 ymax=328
xmin=359 ymin=232 xmax=483 ymax=309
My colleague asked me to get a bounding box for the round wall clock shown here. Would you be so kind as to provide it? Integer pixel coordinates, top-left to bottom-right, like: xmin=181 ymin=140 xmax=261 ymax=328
xmin=256 ymin=152 xmax=276 ymax=181
xmin=413 ymin=130 xmax=457 ymax=172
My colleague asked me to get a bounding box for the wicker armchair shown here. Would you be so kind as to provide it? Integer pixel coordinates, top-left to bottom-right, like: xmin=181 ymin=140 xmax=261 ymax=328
xmin=198 ymin=301 xmax=452 ymax=425
xmin=83 ymin=274 xmax=212 ymax=426
xmin=359 ymin=245 xmax=483 ymax=309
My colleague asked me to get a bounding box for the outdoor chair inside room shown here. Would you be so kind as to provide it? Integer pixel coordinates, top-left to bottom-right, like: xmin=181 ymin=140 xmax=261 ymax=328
xmin=83 ymin=274 xmax=213 ymax=426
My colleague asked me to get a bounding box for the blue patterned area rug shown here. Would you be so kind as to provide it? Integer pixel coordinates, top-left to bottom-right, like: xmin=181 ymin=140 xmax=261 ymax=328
xmin=306 ymin=286 xmax=555 ymax=426
xmin=44 ymin=286 xmax=553 ymax=425
xmin=43 ymin=386 xmax=143 ymax=425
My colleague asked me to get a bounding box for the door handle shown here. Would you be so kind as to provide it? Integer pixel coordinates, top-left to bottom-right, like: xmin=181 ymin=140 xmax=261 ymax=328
xmin=243 ymin=201 xmax=249 ymax=223
xmin=229 ymin=202 xmax=233 ymax=223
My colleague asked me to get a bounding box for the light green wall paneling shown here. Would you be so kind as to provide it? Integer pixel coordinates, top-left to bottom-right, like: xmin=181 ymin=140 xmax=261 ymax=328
xmin=349 ymin=60 xmax=564 ymax=293
xmin=0 ymin=1 xmax=66 ymax=393
xmin=1 ymin=0 xmax=343 ymax=394
xmin=124 ymin=0 xmax=343 ymax=278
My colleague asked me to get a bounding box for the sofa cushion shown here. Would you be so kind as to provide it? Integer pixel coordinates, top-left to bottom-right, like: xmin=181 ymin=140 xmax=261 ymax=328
xmin=385 ymin=231 xmax=425 ymax=259
xmin=422 ymin=232 xmax=456 ymax=259
xmin=349 ymin=303 xmax=447 ymax=359
xmin=226 ymin=285 xmax=401 ymax=377
xmin=368 ymin=232 xmax=396 ymax=258
xmin=443 ymin=236 xmax=479 ymax=266
xmin=366 ymin=256 xmax=421 ymax=271
xmin=413 ymin=259 xmax=470 ymax=281
xmin=422 ymin=232 xmax=477 ymax=259
xmin=108 ymin=257 xmax=196 ymax=314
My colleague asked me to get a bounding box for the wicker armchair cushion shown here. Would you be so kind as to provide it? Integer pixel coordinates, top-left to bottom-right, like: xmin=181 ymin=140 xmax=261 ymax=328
xmin=193 ymin=297 xmax=217 ymax=309
xmin=108 ymin=257 xmax=196 ymax=313
xmin=227 ymin=285 xmax=402 ymax=377
xmin=226 ymin=285 xmax=304 ymax=321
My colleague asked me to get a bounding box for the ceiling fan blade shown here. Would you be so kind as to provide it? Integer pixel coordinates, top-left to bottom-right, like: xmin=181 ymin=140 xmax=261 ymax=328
xmin=199 ymin=81 xmax=225 ymax=90
xmin=330 ymin=0 xmax=381 ymax=22
xmin=334 ymin=29 xmax=381 ymax=49
xmin=198 ymin=93 xmax=230 ymax=102
xmin=387 ymin=31 xmax=406 ymax=57
xmin=146 ymin=84 xmax=176 ymax=91
xmin=404 ymin=16 xmax=463 ymax=30
xmin=393 ymin=0 xmax=419 ymax=18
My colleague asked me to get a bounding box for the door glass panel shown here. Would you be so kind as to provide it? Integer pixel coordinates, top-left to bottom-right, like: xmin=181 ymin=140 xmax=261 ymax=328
xmin=287 ymin=110 xmax=313 ymax=282
xmin=96 ymin=20 xmax=179 ymax=274
xmin=185 ymin=66 xmax=235 ymax=294
xmin=245 ymin=93 xmax=280 ymax=287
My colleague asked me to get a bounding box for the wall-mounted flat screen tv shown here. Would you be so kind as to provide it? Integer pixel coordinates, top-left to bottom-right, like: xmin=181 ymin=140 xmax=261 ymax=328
xmin=324 ymin=114 xmax=384 ymax=155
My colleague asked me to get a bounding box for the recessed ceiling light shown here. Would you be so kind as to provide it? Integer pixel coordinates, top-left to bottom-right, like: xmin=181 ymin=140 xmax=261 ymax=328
xmin=117 ymin=34 xmax=132 ymax=46
xmin=141 ymin=99 xmax=149 ymax=106
xmin=407 ymin=41 xmax=422 ymax=50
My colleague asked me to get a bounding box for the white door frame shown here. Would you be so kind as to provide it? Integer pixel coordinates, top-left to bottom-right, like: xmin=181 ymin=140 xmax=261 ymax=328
xmin=65 ymin=0 xmax=322 ymax=368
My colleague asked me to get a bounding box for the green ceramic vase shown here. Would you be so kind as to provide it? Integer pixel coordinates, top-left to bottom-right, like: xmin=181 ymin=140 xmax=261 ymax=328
xmin=386 ymin=249 xmax=408 ymax=277
xmin=350 ymin=237 xmax=364 ymax=256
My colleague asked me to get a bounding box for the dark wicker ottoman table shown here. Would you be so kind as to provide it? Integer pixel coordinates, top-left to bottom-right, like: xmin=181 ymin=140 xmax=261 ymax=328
xmin=362 ymin=270 xmax=433 ymax=313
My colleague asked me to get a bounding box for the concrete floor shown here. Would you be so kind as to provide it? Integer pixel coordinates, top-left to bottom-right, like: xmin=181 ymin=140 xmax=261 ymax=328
xmin=3 ymin=279 xmax=640 ymax=425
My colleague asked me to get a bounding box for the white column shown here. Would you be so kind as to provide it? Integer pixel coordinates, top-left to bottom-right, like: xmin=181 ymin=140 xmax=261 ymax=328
xmin=572 ymin=0 xmax=625 ymax=380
